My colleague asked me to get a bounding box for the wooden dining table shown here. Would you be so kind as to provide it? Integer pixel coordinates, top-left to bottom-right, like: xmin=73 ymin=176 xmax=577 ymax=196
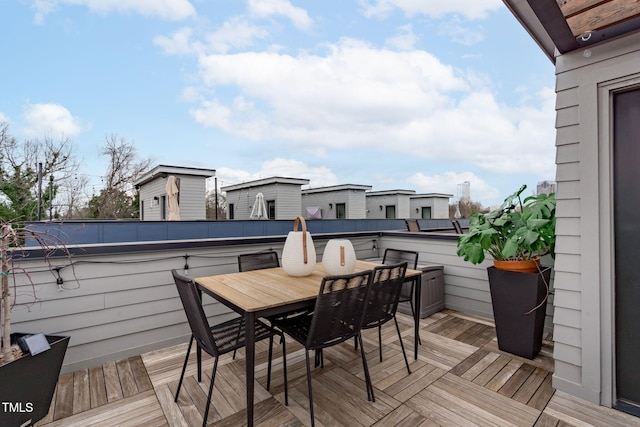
xmin=195 ymin=259 xmax=422 ymax=426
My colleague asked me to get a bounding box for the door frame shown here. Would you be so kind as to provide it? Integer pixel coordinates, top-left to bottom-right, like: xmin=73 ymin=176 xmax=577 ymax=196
xmin=597 ymin=75 xmax=640 ymax=409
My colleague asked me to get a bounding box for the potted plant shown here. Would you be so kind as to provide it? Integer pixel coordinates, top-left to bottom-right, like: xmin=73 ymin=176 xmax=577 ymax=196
xmin=456 ymin=185 xmax=556 ymax=359
xmin=1 ymin=221 xmax=72 ymax=426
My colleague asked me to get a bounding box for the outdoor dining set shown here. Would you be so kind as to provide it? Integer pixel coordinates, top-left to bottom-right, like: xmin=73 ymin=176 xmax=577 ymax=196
xmin=170 ymin=245 xmax=423 ymax=427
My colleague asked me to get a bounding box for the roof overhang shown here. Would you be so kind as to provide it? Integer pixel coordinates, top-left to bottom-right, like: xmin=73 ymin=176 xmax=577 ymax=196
xmin=503 ymin=0 xmax=640 ymax=64
xmin=134 ymin=164 xmax=216 ymax=187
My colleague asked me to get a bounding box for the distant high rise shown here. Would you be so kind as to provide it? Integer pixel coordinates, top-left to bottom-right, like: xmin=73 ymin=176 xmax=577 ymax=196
xmin=457 ymin=181 xmax=470 ymax=202
xmin=537 ymin=180 xmax=557 ymax=195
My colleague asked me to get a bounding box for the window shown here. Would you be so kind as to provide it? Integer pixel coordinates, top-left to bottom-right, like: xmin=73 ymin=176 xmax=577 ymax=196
xmin=161 ymin=195 xmax=167 ymax=220
xmin=140 ymin=200 xmax=145 ymax=221
xmin=336 ymin=203 xmax=346 ymax=219
xmin=421 ymin=206 xmax=432 ymax=219
xmin=229 ymin=203 xmax=235 ymax=219
xmin=267 ymin=200 xmax=276 ymax=219
xmin=385 ymin=205 xmax=396 ymax=219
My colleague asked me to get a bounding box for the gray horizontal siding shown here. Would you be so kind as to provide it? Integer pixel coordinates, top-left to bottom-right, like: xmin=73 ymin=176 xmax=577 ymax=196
xmin=8 ymin=231 xmax=519 ymax=374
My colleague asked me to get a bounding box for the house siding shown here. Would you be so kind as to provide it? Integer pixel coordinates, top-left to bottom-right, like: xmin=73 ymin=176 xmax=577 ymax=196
xmin=301 ymin=189 xmax=368 ymax=219
xmin=551 ymin=31 xmax=640 ymax=406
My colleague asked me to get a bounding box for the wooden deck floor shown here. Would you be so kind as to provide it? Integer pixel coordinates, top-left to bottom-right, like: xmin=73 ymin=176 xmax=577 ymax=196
xmin=36 ymin=310 xmax=640 ymax=426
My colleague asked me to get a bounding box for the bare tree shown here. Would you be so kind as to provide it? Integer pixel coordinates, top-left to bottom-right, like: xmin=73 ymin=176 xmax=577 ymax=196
xmin=449 ymin=199 xmax=487 ymax=218
xmin=206 ymin=189 xmax=227 ymax=219
xmin=56 ymin=174 xmax=90 ymax=219
xmin=91 ymin=134 xmax=153 ymax=219
xmin=0 ymin=122 xmax=78 ymax=221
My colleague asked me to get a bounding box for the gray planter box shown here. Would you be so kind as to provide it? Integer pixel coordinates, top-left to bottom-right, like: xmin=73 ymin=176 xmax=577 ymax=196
xmin=398 ymin=264 xmax=445 ymax=318
xmin=365 ymin=258 xmax=445 ymax=318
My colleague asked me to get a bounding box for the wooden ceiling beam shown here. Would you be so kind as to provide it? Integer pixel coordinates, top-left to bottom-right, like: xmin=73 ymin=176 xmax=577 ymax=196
xmin=566 ymin=0 xmax=640 ymax=36
xmin=557 ymin=0 xmax=611 ymax=18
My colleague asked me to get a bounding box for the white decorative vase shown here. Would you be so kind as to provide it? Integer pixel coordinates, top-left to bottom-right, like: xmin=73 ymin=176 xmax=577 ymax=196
xmin=322 ymin=239 xmax=356 ymax=275
xmin=281 ymin=216 xmax=316 ymax=276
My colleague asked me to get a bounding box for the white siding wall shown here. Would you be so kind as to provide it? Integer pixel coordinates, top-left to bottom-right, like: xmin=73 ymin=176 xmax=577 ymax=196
xmin=366 ymin=195 xmax=409 ymax=219
xmin=300 ymin=190 xmax=367 ymax=219
xmin=139 ymin=175 xmax=208 ymax=221
xmin=139 ymin=179 xmax=166 ymax=221
xmin=226 ymin=184 xmax=302 ymax=220
xmin=551 ymin=32 xmax=640 ymax=405
xmin=409 ymin=197 xmax=451 ymax=219
xmin=275 ymin=184 xmax=303 ymax=220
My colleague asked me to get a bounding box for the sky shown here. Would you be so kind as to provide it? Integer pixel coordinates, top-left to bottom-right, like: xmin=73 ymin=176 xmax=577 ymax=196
xmin=0 ymin=0 xmax=556 ymax=208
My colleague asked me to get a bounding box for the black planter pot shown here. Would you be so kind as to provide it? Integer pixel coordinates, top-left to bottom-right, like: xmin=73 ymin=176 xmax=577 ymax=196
xmin=0 ymin=333 xmax=69 ymax=426
xmin=487 ymin=266 xmax=551 ymax=359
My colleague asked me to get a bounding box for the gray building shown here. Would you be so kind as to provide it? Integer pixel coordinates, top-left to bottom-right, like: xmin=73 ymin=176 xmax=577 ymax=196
xmin=409 ymin=193 xmax=453 ymax=219
xmin=505 ymin=0 xmax=640 ymax=414
xmin=301 ymin=184 xmax=372 ymax=219
xmin=222 ymin=177 xmax=310 ymax=220
xmin=365 ymin=190 xmax=416 ymax=219
xmin=134 ymin=165 xmax=216 ymax=221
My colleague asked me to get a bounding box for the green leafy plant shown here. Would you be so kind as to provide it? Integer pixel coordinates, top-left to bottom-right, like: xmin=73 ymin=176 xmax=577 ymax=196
xmin=456 ymin=185 xmax=556 ymax=265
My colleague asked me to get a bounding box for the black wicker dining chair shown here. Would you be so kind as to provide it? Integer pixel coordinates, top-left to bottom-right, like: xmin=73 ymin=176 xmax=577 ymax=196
xmin=361 ymin=262 xmax=411 ymax=374
xmin=271 ymin=269 xmax=375 ymax=427
xmin=171 ymin=269 xmax=288 ymax=427
xmin=238 ymin=249 xmax=280 ymax=272
xmin=382 ymin=248 xmax=421 ymax=345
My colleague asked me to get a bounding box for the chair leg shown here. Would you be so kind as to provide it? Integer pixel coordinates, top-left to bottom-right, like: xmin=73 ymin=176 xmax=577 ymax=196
xmin=202 ymin=357 xmax=219 ymax=427
xmin=407 ymin=282 xmax=422 ymax=345
xmin=357 ymin=333 xmax=375 ymax=402
xmin=282 ymin=335 xmax=288 ymax=406
xmin=232 ymin=320 xmax=243 ymax=360
xmin=174 ymin=335 xmax=194 ymax=402
xmin=267 ymin=335 xmax=274 ymax=391
xmin=304 ymin=351 xmax=315 ymax=427
xmin=378 ymin=325 xmax=383 ymax=362
xmin=394 ymin=316 xmax=411 ymax=374
xmin=197 ymin=343 xmax=202 ymax=382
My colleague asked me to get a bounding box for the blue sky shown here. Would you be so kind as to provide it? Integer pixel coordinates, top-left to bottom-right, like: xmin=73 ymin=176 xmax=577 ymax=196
xmin=1 ymin=0 xmax=555 ymax=207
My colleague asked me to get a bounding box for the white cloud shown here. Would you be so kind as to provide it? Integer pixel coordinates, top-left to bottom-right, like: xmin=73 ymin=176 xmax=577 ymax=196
xmin=205 ymin=17 xmax=270 ymax=53
xmin=407 ymin=171 xmax=500 ymax=206
xmin=359 ymin=0 xmax=503 ymax=20
xmin=187 ymin=38 xmax=555 ymax=177
xmin=22 ymin=103 xmax=83 ymax=138
xmin=385 ymin=24 xmax=419 ymax=50
xmin=154 ymin=27 xmax=201 ymax=55
xmin=439 ymin=18 xmax=485 ymax=46
xmin=248 ymin=0 xmax=313 ymax=31
xmin=0 ymin=112 xmax=8 ymax=123
xmin=32 ymin=0 xmax=196 ymax=23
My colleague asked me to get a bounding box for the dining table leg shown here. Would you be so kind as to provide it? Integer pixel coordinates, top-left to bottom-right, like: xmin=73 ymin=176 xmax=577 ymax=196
xmin=413 ymin=275 xmax=421 ymax=359
xmin=245 ymin=311 xmax=256 ymax=427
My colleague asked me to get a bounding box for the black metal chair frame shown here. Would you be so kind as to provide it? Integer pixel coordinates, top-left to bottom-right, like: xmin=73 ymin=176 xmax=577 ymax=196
xmin=361 ymin=262 xmax=411 ymax=374
xmin=237 ymin=249 xmax=280 ymax=272
xmin=171 ymin=269 xmax=288 ymax=427
xmin=271 ymin=269 xmax=375 ymax=426
xmin=382 ymin=248 xmax=421 ymax=345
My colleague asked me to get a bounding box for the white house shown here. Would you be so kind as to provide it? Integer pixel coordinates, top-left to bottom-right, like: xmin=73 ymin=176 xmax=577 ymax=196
xmin=222 ymin=177 xmax=310 ymax=220
xmin=365 ymin=190 xmax=415 ymax=219
xmin=301 ymin=184 xmax=372 ymax=219
xmin=409 ymin=193 xmax=453 ymax=219
xmin=134 ymin=165 xmax=216 ymax=221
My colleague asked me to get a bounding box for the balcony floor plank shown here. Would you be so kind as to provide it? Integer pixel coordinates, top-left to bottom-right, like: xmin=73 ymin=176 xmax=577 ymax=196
xmin=34 ymin=310 xmax=640 ymax=426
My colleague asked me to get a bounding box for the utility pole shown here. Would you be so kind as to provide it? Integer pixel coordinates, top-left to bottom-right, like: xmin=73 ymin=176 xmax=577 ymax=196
xmin=214 ymin=177 xmax=218 ymax=220
xmin=37 ymin=162 xmax=43 ymax=221
xmin=49 ymin=175 xmax=54 ymax=220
